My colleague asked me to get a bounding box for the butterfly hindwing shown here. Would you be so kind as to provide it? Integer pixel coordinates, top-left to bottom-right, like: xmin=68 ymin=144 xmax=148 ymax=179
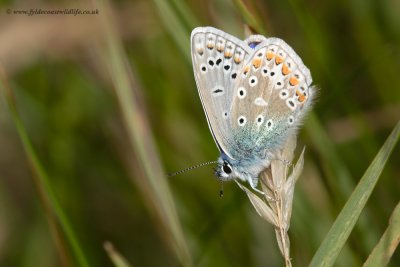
xmin=191 ymin=27 xmax=252 ymax=158
xmin=230 ymin=38 xmax=315 ymax=159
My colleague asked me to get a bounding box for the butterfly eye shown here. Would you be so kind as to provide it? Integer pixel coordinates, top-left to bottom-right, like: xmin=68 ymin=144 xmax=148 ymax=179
xmin=222 ymin=162 xmax=232 ymax=174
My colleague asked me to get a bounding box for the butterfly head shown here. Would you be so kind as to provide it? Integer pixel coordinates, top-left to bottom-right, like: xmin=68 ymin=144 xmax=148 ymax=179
xmin=214 ymin=150 xmax=273 ymax=187
xmin=214 ymin=158 xmax=236 ymax=181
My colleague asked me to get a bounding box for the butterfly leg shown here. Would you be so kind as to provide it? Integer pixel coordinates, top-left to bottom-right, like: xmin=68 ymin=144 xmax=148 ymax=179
xmin=247 ymin=178 xmax=265 ymax=195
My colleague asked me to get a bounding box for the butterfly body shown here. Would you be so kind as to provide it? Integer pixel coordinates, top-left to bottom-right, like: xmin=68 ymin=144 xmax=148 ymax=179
xmin=191 ymin=27 xmax=315 ymax=191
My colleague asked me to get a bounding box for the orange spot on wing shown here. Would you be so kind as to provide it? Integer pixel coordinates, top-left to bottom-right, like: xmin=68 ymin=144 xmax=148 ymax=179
xmin=217 ymin=44 xmax=224 ymax=52
xmin=296 ymin=89 xmax=306 ymax=102
xmin=234 ymin=55 xmax=241 ymax=63
xmin=289 ymin=77 xmax=299 ymax=86
xmin=275 ymin=56 xmax=283 ymax=65
xmin=266 ymin=52 xmax=275 ymax=60
xmin=197 ymin=48 xmax=204 ymax=55
xmin=282 ymin=63 xmax=290 ymax=75
xmin=252 ymin=58 xmax=262 ymax=68
xmin=224 ymin=50 xmax=233 ymax=58
xmin=243 ymin=65 xmax=250 ymax=75
xmin=207 ymin=43 xmax=214 ymax=49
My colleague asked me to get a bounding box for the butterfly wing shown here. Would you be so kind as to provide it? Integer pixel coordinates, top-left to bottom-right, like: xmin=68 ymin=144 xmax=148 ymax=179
xmin=229 ymin=37 xmax=315 ymax=160
xmin=191 ymin=27 xmax=253 ymax=159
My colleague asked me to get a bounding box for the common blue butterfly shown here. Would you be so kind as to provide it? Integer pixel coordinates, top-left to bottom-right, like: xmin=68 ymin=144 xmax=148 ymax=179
xmin=190 ymin=27 xmax=315 ymax=193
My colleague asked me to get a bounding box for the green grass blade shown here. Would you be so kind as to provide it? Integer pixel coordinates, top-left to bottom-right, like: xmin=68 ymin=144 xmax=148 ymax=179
xmin=0 ymin=68 xmax=89 ymax=267
xmin=306 ymin=113 xmax=379 ymax=253
xmin=104 ymin=242 xmax=133 ymax=267
xmin=305 ymin=113 xmax=359 ymax=205
xmin=96 ymin=0 xmax=193 ymax=266
xmin=168 ymin=0 xmax=199 ymax=30
xmin=233 ymin=0 xmax=266 ymax=35
xmin=152 ymin=0 xmax=191 ymax=61
xmin=309 ymin=121 xmax=400 ymax=267
xmin=363 ymin=201 xmax=400 ymax=266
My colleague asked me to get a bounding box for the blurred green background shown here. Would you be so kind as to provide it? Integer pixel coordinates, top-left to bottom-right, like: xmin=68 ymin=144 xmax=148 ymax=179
xmin=0 ymin=0 xmax=399 ymax=266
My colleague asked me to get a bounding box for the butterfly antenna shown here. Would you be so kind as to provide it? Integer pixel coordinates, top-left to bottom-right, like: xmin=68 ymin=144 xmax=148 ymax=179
xmin=168 ymin=161 xmax=218 ymax=177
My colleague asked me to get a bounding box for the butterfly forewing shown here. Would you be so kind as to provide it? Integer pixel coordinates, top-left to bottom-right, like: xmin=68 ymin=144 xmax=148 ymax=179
xmin=191 ymin=27 xmax=252 ymax=158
